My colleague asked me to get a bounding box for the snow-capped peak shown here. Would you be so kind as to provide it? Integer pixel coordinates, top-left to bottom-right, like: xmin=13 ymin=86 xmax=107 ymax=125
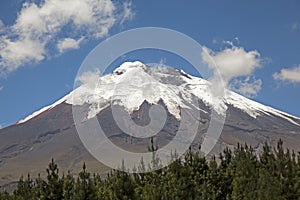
xmin=113 ymin=61 xmax=145 ymax=74
xmin=17 ymin=61 xmax=300 ymax=126
xmin=67 ymin=61 xmax=208 ymax=120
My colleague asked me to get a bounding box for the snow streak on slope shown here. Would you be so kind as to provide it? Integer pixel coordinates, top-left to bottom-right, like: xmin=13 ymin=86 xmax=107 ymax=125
xmin=17 ymin=93 xmax=72 ymax=124
xmin=225 ymin=90 xmax=300 ymax=125
xmin=17 ymin=61 xmax=300 ymax=126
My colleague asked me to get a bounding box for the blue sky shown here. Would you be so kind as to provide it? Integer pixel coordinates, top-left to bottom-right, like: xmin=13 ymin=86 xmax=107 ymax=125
xmin=0 ymin=0 xmax=300 ymax=128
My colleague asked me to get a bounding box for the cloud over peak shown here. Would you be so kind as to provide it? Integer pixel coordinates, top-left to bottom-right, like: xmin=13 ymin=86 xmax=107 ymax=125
xmin=202 ymin=45 xmax=261 ymax=81
xmin=0 ymin=0 xmax=133 ymax=74
xmin=230 ymin=76 xmax=262 ymax=98
xmin=201 ymin=42 xmax=263 ymax=97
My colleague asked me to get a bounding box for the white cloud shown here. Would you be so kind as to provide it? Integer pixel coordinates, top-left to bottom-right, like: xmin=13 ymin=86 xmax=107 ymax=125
xmin=201 ymin=42 xmax=263 ymax=97
xmin=0 ymin=0 xmax=133 ymax=74
xmin=76 ymin=69 xmax=101 ymax=88
xmin=229 ymin=76 xmax=262 ymax=98
xmin=202 ymin=45 xmax=261 ymax=82
xmin=57 ymin=37 xmax=84 ymax=53
xmin=0 ymin=85 xmax=3 ymax=91
xmin=273 ymin=65 xmax=300 ymax=83
xmin=120 ymin=1 xmax=135 ymax=25
xmin=0 ymin=36 xmax=46 ymax=72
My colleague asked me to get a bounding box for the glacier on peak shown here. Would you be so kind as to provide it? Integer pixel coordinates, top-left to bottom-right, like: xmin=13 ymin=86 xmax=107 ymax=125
xmin=17 ymin=61 xmax=300 ymax=126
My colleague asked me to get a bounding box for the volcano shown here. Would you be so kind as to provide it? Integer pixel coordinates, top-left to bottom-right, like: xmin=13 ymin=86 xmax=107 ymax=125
xmin=1 ymin=61 xmax=300 ymax=187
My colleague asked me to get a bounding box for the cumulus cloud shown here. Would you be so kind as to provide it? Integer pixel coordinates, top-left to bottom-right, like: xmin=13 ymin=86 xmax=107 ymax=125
xmin=202 ymin=42 xmax=263 ymax=97
xmin=202 ymin=45 xmax=261 ymax=82
xmin=0 ymin=0 xmax=133 ymax=74
xmin=229 ymin=76 xmax=262 ymax=98
xmin=273 ymin=65 xmax=300 ymax=83
xmin=0 ymin=37 xmax=46 ymax=72
xmin=57 ymin=37 xmax=84 ymax=53
xmin=76 ymin=69 xmax=101 ymax=88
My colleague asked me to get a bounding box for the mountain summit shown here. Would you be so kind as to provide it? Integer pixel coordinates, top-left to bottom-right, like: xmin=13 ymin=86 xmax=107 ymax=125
xmin=1 ymin=61 xmax=300 ymax=186
xmin=18 ymin=61 xmax=300 ymax=125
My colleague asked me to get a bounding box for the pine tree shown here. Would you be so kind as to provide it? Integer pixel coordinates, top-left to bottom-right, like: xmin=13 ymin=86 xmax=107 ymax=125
xmin=62 ymin=171 xmax=75 ymax=200
xmin=257 ymin=143 xmax=281 ymax=200
xmin=0 ymin=190 xmax=11 ymax=200
xmin=206 ymin=156 xmax=223 ymax=199
xmin=34 ymin=173 xmax=47 ymax=199
xmin=295 ymin=157 xmax=300 ymax=199
xmin=13 ymin=174 xmax=34 ymax=200
xmin=230 ymin=144 xmax=258 ymax=200
xmin=4 ymin=139 xmax=300 ymax=200
xmin=273 ymin=140 xmax=300 ymax=199
xmin=73 ymin=163 xmax=97 ymax=200
xmin=148 ymin=137 xmax=161 ymax=171
xmin=45 ymin=158 xmax=63 ymax=199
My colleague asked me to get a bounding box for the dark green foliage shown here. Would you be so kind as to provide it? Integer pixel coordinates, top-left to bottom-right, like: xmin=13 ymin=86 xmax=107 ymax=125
xmin=45 ymin=158 xmax=63 ymax=199
xmin=1 ymin=140 xmax=300 ymax=199
xmin=230 ymin=144 xmax=259 ymax=200
xmin=73 ymin=163 xmax=97 ymax=200
xmin=62 ymin=171 xmax=75 ymax=200
xmin=13 ymin=174 xmax=35 ymax=199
